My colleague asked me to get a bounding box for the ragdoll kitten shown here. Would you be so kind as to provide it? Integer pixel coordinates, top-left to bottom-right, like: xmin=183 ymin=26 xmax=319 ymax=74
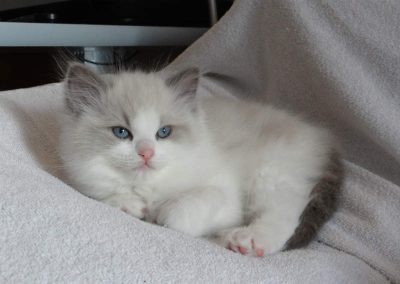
xmin=59 ymin=63 xmax=343 ymax=257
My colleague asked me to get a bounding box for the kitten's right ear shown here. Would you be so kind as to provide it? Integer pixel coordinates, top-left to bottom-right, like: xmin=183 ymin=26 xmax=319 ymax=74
xmin=165 ymin=68 xmax=200 ymax=98
xmin=64 ymin=63 xmax=107 ymax=116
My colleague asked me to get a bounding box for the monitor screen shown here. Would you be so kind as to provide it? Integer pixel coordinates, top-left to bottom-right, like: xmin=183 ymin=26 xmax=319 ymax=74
xmin=0 ymin=0 xmax=66 ymax=12
xmin=0 ymin=0 xmax=234 ymax=27
xmin=0 ymin=0 xmax=232 ymax=46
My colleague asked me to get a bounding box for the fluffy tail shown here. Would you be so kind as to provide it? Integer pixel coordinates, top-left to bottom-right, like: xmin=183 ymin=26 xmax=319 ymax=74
xmin=284 ymin=151 xmax=344 ymax=250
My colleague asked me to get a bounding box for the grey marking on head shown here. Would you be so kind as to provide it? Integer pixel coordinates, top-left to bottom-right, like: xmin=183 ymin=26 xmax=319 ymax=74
xmin=64 ymin=63 xmax=107 ymax=116
xmin=122 ymin=111 xmax=131 ymax=129
xmin=203 ymin=72 xmax=239 ymax=86
xmin=166 ymin=68 xmax=200 ymax=97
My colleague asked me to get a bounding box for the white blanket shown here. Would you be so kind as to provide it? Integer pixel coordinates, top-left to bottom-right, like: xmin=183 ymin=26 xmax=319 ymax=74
xmin=1 ymin=0 xmax=399 ymax=283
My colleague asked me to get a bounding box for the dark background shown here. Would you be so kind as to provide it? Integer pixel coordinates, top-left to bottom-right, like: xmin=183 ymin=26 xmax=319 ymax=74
xmin=0 ymin=46 xmax=186 ymax=91
xmin=0 ymin=0 xmax=233 ymax=91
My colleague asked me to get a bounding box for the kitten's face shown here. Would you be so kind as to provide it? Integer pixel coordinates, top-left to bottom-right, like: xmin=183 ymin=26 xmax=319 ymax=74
xmin=64 ymin=64 xmax=202 ymax=179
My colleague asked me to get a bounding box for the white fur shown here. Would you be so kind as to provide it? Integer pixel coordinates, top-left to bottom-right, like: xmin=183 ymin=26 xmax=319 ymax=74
xmin=60 ymin=68 xmax=333 ymax=256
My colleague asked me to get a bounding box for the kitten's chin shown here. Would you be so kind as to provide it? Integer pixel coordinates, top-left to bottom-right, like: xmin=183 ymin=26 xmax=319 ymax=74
xmin=136 ymin=164 xmax=155 ymax=171
xmin=134 ymin=161 xmax=162 ymax=173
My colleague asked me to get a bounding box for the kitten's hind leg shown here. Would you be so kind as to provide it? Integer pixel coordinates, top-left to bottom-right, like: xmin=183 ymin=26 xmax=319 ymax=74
xmin=150 ymin=185 xmax=242 ymax=237
xmin=214 ymin=212 xmax=302 ymax=256
xmin=214 ymin=152 xmax=343 ymax=256
xmin=214 ymin=188 xmax=311 ymax=256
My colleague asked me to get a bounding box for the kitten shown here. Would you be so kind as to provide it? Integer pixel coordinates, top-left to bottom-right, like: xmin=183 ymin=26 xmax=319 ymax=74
xmin=59 ymin=63 xmax=343 ymax=257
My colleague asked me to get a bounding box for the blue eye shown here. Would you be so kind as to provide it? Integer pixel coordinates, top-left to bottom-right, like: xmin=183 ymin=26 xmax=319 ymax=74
xmin=112 ymin=127 xmax=131 ymax=139
xmin=156 ymin=126 xmax=172 ymax=139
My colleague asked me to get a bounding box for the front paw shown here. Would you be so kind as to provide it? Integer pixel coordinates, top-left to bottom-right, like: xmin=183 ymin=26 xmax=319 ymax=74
xmin=152 ymin=197 xmax=204 ymax=237
xmin=102 ymin=193 xmax=147 ymax=219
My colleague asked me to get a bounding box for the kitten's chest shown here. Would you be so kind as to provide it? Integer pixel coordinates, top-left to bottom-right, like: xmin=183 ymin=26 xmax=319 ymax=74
xmin=133 ymin=158 xmax=220 ymax=203
xmin=129 ymin=168 xmax=190 ymax=202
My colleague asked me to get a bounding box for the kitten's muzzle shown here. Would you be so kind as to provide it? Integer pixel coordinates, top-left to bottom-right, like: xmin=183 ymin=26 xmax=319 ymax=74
xmin=138 ymin=148 xmax=154 ymax=163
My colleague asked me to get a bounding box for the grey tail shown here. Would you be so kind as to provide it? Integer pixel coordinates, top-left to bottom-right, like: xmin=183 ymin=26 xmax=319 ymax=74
xmin=284 ymin=151 xmax=344 ymax=250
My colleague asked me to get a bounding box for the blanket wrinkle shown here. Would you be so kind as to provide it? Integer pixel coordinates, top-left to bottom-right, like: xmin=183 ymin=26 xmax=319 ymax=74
xmin=317 ymin=239 xmax=392 ymax=284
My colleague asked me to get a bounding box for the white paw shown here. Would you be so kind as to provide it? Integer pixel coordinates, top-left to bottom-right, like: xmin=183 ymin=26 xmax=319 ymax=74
xmin=151 ymin=197 xmax=206 ymax=237
xmin=155 ymin=198 xmax=192 ymax=233
xmin=216 ymin=227 xmax=268 ymax=257
xmin=103 ymin=193 xmax=147 ymax=219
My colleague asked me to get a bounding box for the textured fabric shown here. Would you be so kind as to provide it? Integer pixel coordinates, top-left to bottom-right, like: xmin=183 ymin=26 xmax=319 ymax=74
xmin=1 ymin=0 xmax=399 ymax=283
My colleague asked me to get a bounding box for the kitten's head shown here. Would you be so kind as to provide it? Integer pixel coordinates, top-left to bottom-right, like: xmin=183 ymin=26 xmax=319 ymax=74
xmin=63 ymin=63 xmax=203 ymax=179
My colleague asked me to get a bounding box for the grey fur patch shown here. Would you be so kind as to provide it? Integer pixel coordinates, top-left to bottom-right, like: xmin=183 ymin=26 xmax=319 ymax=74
xmin=203 ymin=72 xmax=244 ymax=91
xmin=284 ymin=151 xmax=344 ymax=250
xmin=122 ymin=111 xmax=131 ymax=129
xmin=64 ymin=63 xmax=107 ymax=116
xmin=166 ymin=68 xmax=200 ymax=97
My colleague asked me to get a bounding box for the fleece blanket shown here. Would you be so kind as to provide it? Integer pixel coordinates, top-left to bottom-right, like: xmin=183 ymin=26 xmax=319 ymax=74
xmin=1 ymin=0 xmax=399 ymax=283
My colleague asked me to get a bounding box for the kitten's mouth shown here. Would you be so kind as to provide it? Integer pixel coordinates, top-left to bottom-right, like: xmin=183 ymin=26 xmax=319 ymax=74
xmin=137 ymin=163 xmax=155 ymax=171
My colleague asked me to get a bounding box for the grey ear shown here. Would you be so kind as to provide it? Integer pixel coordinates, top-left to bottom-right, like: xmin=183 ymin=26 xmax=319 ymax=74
xmin=166 ymin=68 xmax=200 ymax=98
xmin=64 ymin=63 xmax=107 ymax=116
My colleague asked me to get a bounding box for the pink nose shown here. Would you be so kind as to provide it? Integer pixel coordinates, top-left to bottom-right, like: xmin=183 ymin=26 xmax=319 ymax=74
xmin=138 ymin=148 xmax=154 ymax=162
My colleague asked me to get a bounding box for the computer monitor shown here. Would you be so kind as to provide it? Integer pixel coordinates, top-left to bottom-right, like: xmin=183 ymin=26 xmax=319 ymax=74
xmin=0 ymin=0 xmax=232 ymax=46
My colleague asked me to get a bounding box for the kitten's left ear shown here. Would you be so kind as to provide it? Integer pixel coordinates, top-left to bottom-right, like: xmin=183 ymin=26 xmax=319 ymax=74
xmin=165 ymin=68 xmax=200 ymax=98
xmin=64 ymin=63 xmax=107 ymax=116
